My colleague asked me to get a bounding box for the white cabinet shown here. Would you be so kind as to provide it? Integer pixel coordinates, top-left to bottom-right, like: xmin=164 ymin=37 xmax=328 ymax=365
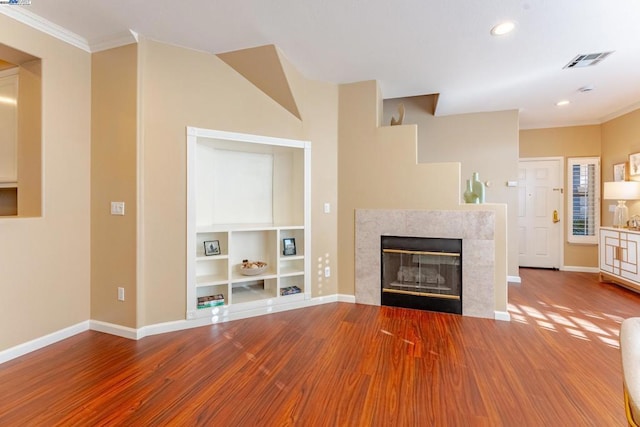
xmin=186 ymin=127 xmax=311 ymax=321
xmin=599 ymin=227 xmax=640 ymax=292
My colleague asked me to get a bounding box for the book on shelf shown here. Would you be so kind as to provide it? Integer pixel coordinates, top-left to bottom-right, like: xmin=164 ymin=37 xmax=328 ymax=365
xmin=280 ymin=286 xmax=301 ymax=296
xmin=197 ymin=294 xmax=225 ymax=308
xmin=197 ymin=300 xmax=225 ymax=309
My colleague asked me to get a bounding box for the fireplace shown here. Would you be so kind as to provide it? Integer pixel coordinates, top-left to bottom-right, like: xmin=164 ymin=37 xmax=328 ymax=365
xmin=381 ymin=235 xmax=462 ymax=314
xmin=355 ymin=209 xmax=495 ymax=319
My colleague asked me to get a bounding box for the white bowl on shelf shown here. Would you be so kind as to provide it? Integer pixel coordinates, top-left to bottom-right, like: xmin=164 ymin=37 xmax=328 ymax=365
xmin=239 ymin=261 xmax=268 ymax=276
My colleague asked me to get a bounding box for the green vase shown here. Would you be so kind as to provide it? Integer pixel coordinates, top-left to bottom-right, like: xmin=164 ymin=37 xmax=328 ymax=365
xmin=472 ymin=172 xmax=485 ymax=203
xmin=463 ymin=179 xmax=478 ymax=203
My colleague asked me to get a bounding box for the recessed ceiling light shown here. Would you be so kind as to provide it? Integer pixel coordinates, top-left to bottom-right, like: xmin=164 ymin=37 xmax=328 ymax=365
xmin=490 ymin=21 xmax=515 ymax=36
xmin=556 ymin=100 xmax=570 ymax=107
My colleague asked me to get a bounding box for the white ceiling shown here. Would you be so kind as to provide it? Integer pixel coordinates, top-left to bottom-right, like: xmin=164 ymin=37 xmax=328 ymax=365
xmin=3 ymin=0 xmax=640 ymax=129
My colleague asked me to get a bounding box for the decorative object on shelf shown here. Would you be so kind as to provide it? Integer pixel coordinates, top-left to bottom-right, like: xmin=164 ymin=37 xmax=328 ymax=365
xmin=280 ymin=285 xmax=302 ymax=296
xmin=390 ymin=103 xmax=405 ymax=126
xmin=204 ymin=240 xmax=221 ymax=256
xmin=463 ymin=172 xmax=485 ymax=203
xmin=240 ymin=260 xmax=268 ymax=276
xmin=197 ymin=294 xmax=224 ymax=309
xmin=630 ymin=153 xmax=640 ymax=177
xmin=630 ymin=215 xmax=640 ymax=230
xmin=614 ymin=162 xmax=629 ymax=182
xmin=463 ymin=179 xmax=478 ymax=203
xmin=603 ymin=181 xmax=640 ymax=228
xmin=282 ymin=238 xmax=296 ymax=256
xmin=472 ymin=172 xmax=485 ymax=203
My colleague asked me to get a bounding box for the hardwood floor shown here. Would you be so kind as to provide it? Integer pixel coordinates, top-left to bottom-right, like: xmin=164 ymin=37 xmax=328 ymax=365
xmin=1 ymin=269 xmax=639 ymax=425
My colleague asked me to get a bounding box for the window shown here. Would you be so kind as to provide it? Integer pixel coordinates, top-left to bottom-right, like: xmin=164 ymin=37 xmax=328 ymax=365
xmin=567 ymin=157 xmax=600 ymax=244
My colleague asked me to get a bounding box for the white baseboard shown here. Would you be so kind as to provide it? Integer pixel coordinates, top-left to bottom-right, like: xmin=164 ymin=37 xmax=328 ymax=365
xmin=507 ymin=275 xmax=522 ymax=283
xmin=0 ymin=321 xmax=90 ymax=365
xmin=90 ymin=320 xmax=140 ymax=340
xmin=92 ymin=294 xmax=353 ymax=341
xmin=494 ymin=311 xmax=511 ymax=322
xmin=1 ymin=292 xmax=507 ymax=364
xmin=561 ymin=266 xmax=600 ymax=273
xmin=337 ymin=294 xmax=357 ymax=303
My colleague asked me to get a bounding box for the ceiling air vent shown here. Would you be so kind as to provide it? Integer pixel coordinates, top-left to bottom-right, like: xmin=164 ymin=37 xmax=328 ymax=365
xmin=563 ymin=52 xmax=614 ymax=69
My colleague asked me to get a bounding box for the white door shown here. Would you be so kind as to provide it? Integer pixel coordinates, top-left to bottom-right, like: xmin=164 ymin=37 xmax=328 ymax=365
xmin=518 ymin=159 xmax=563 ymax=268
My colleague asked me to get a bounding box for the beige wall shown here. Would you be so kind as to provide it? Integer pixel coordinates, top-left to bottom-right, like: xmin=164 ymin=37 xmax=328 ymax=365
xmin=383 ymin=96 xmax=520 ymax=277
xmin=601 ymin=109 xmax=640 ymax=225
xmin=137 ymin=39 xmax=339 ymax=325
xmin=0 ymin=15 xmax=91 ymax=351
xmin=520 ymin=125 xmax=601 ymax=268
xmin=338 ymin=81 xmax=509 ymax=313
xmin=91 ymin=44 xmax=138 ymax=327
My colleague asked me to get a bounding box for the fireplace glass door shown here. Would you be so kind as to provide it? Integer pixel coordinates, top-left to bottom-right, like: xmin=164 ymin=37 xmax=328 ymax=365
xmin=381 ymin=236 xmax=462 ymax=314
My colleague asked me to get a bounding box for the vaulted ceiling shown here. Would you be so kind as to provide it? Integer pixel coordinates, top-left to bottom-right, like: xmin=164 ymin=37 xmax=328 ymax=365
xmin=2 ymin=0 xmax=639 ymax=129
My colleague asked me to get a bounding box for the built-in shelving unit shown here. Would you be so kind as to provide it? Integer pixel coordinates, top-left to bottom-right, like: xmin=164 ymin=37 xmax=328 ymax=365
xmin=186 ymin=127 xmax=311 ymax=321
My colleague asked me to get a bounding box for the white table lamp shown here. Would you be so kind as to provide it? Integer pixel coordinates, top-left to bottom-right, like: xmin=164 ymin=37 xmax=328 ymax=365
xmin=603 ymin=181 xmax=640 ymax=228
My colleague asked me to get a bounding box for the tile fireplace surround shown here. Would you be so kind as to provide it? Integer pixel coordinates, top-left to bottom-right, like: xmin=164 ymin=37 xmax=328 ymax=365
xmin=355 ymin=209 xmax=495 ymax=319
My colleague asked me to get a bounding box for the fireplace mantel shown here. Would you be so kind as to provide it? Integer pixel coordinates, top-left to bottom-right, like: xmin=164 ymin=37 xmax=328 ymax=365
xmin=355 ymin=209 xmax=495 ymax=319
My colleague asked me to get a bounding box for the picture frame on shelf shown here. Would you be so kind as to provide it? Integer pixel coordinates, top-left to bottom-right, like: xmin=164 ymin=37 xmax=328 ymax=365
xmin=282 ymin=238 xmax=296 ymax=256
xmin=630 ymin=153 xmax=640 ymax=177
xmin=204 ymin=240 xmax=221 ymax=256
xmin=614 ymin=162 xmax=628 ymax=182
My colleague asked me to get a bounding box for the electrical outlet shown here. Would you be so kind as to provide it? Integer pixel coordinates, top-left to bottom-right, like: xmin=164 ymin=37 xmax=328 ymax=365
xmin=324 ymin=266 xmax=331 ymax=278
xmin=323 ymin=202 xmax=331 ymax=214
xmin=117 ymin=287 xmax=125 ymax=301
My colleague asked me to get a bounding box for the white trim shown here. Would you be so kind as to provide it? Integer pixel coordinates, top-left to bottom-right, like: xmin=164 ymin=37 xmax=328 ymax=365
xmin=0 ymin=295 xmax=355 ymax=365
xmin=567 ymin=156 xmax=600 ymax=245
xmin=136 ymin=37 xmax=146 ymax=334
xmin=89 ymin=320 xmax=139 ymax=340
xmin=0 ymin=321 xmax=89 ymax=364
xmin=494 ymin=311 xmax=511 ymax=322
xmin=186 ymin=127 xmax=310 ymax=149
xmin=90 ymin=31 xmax=137 ymax=53
xmin=145 ymin=294 xmax=351 ymax=339
xmin=507 ymin=275 xmax=522 ymax=283
xmin=337 ymin=294 xmax=357 ymax=303
xmin=0 ymin=6 xmax=90 ymax=52
xmin=600 ymin=101 xmax=640 ymax=124
xmin=561 ymin=265 xmax=600 ymax=273
xmin=520 ymin=118 xmax=601 ymax=131
xmin=3 ymin=294 xmax=518 ymax=363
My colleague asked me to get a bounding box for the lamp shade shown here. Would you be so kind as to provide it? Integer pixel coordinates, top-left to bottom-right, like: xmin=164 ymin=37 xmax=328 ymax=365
xmin=603 ymin=181 xmax=640 ymax=200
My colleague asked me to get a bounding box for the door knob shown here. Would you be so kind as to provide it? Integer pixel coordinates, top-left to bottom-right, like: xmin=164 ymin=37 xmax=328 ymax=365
xmin=553 ymin=210 xmax=560 ymax=223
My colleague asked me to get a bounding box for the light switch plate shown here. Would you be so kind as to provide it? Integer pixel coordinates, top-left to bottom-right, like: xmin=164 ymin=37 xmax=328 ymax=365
xmin=111 ymin=201 xmax=125 ymax=215
xmin=323 ymin=202 xmax=331 ymax=214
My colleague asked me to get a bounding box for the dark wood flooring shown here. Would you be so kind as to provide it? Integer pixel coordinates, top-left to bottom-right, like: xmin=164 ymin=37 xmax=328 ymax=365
xmin=1 ymin=269 xmax=639 ymax=425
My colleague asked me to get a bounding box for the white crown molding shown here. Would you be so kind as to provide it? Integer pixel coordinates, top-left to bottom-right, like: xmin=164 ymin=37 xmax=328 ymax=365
xmin=600 ymin=101 xmax=640 ymax=124
xmin=0 ymin=5 xmax=90 ymax=52
xmin=90 ymin=31 xmax=137 ymax=53
xmin=520 ymin=118 xmax=602 ymax=131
